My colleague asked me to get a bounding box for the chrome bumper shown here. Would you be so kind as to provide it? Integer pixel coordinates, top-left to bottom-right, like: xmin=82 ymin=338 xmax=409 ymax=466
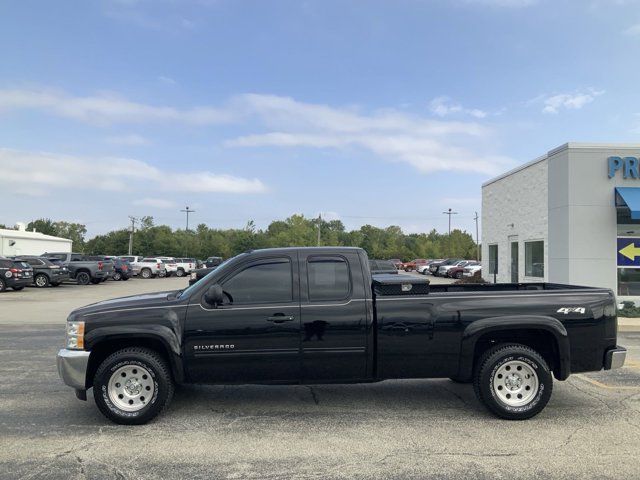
xmin=604 ymin=346 xmax=626 ymax=370
xmin=57 ymin=349 xmax=90 ymax=390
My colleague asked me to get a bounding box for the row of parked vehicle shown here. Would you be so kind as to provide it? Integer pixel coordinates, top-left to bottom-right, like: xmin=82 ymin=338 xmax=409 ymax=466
xmin=386 ymin=258 xmax=482 ymax=279
xmin=0 ymin=252 xmax=225 ymax=292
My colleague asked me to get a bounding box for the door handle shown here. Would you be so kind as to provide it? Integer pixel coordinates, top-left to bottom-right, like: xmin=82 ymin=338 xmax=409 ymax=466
xmin=266 ymin=314 xmax=295 ymax=323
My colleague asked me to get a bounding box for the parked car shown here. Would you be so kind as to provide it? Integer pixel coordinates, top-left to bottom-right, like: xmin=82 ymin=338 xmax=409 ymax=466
xmin=388 ymin=259 xmax=403 ymax=270
xmin=401 ymin=259 xmax=428 ymax=272
xmin=0 ymin=259 xmax=33 ymax=292
xmin=417 ymin=260 xmax=442 ymax=275
xmin=43 ymin=253 xmax=114 ymax=285
xmin=438 ymin=260 xmax=472 ymax=278
xmin=57 ymin=246 xmax=626 ymax=424
xmin=447 ymin=261 xmax=479 ymax=279
xmin=205 ymin=256 xmax=223 ymax=268
xmin=369 ymin=259 xmax=399 ymax=275
xmin=136 ymin=258 xmax=168 ymax=279
xmin=189 ymin=267 xmax=216 ymax=286
xmin=13 ymin=255 xmax=70 ymax=287
xmin=429 ymin=258 xmax=463 ymax=276
xmin=157 ymin=257 xmax=178 ymax=276
xmin=463 ymin=264 xmax=483 ymax=278
xmin=174 ymin=258 xmax=197 ymax=277
xmin=110 ymin=258 xmax=132 ymax=281
xmin=119 ymin=256 xmax=145 ymax=276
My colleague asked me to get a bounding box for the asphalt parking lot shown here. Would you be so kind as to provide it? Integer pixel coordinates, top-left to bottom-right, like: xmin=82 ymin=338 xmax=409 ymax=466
xmin=1 ymin=276 xmax=640 ymax=479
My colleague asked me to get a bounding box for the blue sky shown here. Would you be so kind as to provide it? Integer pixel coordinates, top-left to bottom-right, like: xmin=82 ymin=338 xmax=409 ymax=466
xmin=1 ymin=0 xmax=639 ymax=238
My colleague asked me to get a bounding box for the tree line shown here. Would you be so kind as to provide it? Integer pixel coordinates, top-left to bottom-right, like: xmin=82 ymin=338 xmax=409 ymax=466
xmin=14 ymin=215 xmax=479 ymax=261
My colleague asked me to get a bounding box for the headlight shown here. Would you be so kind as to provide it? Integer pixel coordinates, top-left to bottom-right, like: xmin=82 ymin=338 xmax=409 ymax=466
xmin=66 ymin=321 xmax=85 ymax=350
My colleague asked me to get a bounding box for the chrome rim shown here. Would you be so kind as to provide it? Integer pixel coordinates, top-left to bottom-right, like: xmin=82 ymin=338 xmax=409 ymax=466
xmin=492 ymin=360 xmax=538 ymax=407
xmin=107 ymin=365 xmax=155 ymax=412
xmin=35 ymin=275 xmax=47 ymax=287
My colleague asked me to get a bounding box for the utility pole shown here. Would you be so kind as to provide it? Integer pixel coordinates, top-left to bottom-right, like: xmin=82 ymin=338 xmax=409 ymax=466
xmin=442 ymin=208 xmax=458 ymax=256
xmin=317 ymin=213 xmax=322 ymax=246
xmin=127 ymin=216 xmax=137 ymax=255
xmin=180 ymin=206 xmax=195 ymax=232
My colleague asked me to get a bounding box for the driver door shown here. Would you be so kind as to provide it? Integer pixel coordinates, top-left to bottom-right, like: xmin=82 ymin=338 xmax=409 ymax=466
xmin=184 ymin=254 xmax=301 ymax=384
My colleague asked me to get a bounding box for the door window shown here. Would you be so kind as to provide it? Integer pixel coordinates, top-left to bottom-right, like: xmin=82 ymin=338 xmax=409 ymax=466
xmin=223 ymin=258 xmax=292 ymax=304
xmin=307 ymin=257 xmax=350 ymax=301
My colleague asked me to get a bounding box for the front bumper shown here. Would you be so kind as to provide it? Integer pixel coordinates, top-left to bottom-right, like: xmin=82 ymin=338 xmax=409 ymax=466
xmin=57 ymin=349 xmax=90 ymax=390
xmin=604 ymin=346 xmax=626 ymax=370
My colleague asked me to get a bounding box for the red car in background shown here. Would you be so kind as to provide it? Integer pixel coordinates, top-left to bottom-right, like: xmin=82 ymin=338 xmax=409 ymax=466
xmin=401 ymin=258 xmax=428 ymax=272
xmin=447 ymin=261 xmax=479 ymax=279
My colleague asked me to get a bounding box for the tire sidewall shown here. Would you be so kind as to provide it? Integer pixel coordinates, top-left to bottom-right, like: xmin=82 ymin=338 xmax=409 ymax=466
xmin=479 ymin=347 xmax=552 ymax=419
xmin=141 ymin=269 xmax=151 ymax=279
xmin=94 ymin=352 xmax=170 ymax=424
xmin=35 ymin=273 xmax=49 ymax=287
xmin=77 ymin=272 xmax=90 ymax=285
xmin=0 ymin=278 xmax=5 ymax=292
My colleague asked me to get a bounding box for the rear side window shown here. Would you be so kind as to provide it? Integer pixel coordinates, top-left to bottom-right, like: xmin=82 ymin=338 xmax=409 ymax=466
xmin=307 ymin=256 xmax=350 ymax=301
xmin=0 ymin=259 xmax=10 ymax=268
xmin=223 ymin=258 xmax=292 ymax=304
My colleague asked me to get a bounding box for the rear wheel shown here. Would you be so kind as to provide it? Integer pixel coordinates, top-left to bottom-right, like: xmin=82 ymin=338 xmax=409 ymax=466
xmin=34 ymin=273 xmax=50 ymax=288
xmin=473 ymin=344 xmax=552 ymax=420
xmin=141 ymin=268 xmax=152 ymax=279
xmin=113 ymin=271 xmax=122 ymax=281
xmin=175 ymin=269 xmax=185 ymax=277
xmin=93 ymin=347 xmax=174 ymax=425
xmin=455 ymin=271 xmax=463 ymax=279
xmin=0 ymin=278 xmax=6 ymax=292
xmin=76 ymin=272 xmax=90 ymax=285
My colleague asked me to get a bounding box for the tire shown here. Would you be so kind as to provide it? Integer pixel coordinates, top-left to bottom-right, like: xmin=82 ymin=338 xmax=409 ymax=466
xmin=0 ymin=278 xmax=5 ymax=292
xmin=175 ymin=269 xmax=185 ymax=277
xmin=455 ymin=272 xmax=463 ymax=279
xmin=141 ymin=268 xmax=152 ymax=279
xmin=12 ymin=286 xmax=24 ymax=291
xmin=91 ymin=278 xmax=102 ymax=285
xmin=473 ymin=343 xmax=552 ymax=420
xmin=113 ymin=271 xmax=122 ymax=281
xmin=34 ymin=273 xmax=50 ymax=288
xmin=93 ymin=347 xmax=174 ymax=425
xmin=76 ymin=271 xmax=91 ymax=285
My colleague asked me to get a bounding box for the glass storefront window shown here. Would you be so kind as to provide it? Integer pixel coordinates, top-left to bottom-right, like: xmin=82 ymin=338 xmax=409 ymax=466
xmin=525 ymin=241 xmax=544 ymax=278
xmin=617 ymin=268 xmax=640 ymax=296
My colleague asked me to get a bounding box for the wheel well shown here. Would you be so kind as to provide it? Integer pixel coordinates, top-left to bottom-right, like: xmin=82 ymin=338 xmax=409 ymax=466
xmin=473 ymin=329 xmax=560 ymax=377
xmin=86 ymin=337 xmax=172 ymax=389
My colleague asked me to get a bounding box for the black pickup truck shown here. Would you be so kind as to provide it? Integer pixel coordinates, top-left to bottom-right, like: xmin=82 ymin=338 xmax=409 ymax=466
xmin=57 ymin=247 xmax=626 ymax=425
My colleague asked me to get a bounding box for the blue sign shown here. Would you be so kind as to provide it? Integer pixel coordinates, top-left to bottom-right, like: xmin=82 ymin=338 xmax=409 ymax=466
xmin=609 ymin=156 xmax=640 ymax=179
xmin=617 ymin=237 xmax=640 ymax=267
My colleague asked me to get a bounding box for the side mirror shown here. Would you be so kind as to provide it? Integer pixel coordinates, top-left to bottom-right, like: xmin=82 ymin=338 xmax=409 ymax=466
xmin=204 ymin=284 xmax=224 ymax=307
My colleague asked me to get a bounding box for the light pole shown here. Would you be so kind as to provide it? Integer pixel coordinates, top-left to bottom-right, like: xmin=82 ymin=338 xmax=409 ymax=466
xmin=442 ymin=208 xmax=458 ymax=256
xmin=127 ymin=216 xmax=137 ymax=255
xmin=474 ymin=211 xmax=480 ymax=261
xmin=180 ymin=206 xmax=195 ymax=232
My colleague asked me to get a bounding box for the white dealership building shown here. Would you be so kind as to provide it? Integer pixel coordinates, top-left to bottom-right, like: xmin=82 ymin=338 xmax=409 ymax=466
xmin=482 ymin=143 xmax=640 ymax=302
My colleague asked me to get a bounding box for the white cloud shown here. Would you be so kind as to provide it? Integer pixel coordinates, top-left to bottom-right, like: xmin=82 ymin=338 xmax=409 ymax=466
xmin=624 ymin=23 xmax=640 ymax=36
xmin=106 ymin=134 xmax=151 ymax=146
xmin=158 ymin=75 xmax=177 ymax=85
xmin=133 ymin=197 xmax=176 ymax=209
xmin=227 ymin=95 xmax=513 ymax=176
xmin=0 ymin=148 xmax=267 ymax=195
xmin=429 ymin=96 xmax=487 ymax=118
xmin=0 ymin=88 xmax=514 ymax=176
xmin=0 ymin=88 xmax=237 ymax=125
xmin=534 ymin=88 xmax=605 ymax=114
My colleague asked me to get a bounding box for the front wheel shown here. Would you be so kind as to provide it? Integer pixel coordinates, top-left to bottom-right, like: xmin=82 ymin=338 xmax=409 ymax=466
xmin=113 ymin=272 xmax=122 ymax=281
xmin=141 ymin=268 xmax=152 ymax=279
xmin=473 ymin=344 xmax=552 ymax=420
xmin=93 ymin=347 xmax=174 ymax=425
xmin=175 ymin=269 xmax=185 ymax=277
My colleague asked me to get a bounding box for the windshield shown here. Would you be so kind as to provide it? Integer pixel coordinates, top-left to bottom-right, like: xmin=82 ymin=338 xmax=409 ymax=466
xmin=177 ymin=254 xmax=242 ymax=299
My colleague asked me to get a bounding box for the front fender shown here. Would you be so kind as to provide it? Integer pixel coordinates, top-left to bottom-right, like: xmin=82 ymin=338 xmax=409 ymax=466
xmin=457 ymin=315 xmax=571 ymax=381
xmin=85 ymin=325 xmax=184 ymax=383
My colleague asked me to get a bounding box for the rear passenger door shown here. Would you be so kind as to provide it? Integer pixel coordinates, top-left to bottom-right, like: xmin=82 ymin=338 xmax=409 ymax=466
xmin=299 ymin=251 xmax=369 ymax=382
